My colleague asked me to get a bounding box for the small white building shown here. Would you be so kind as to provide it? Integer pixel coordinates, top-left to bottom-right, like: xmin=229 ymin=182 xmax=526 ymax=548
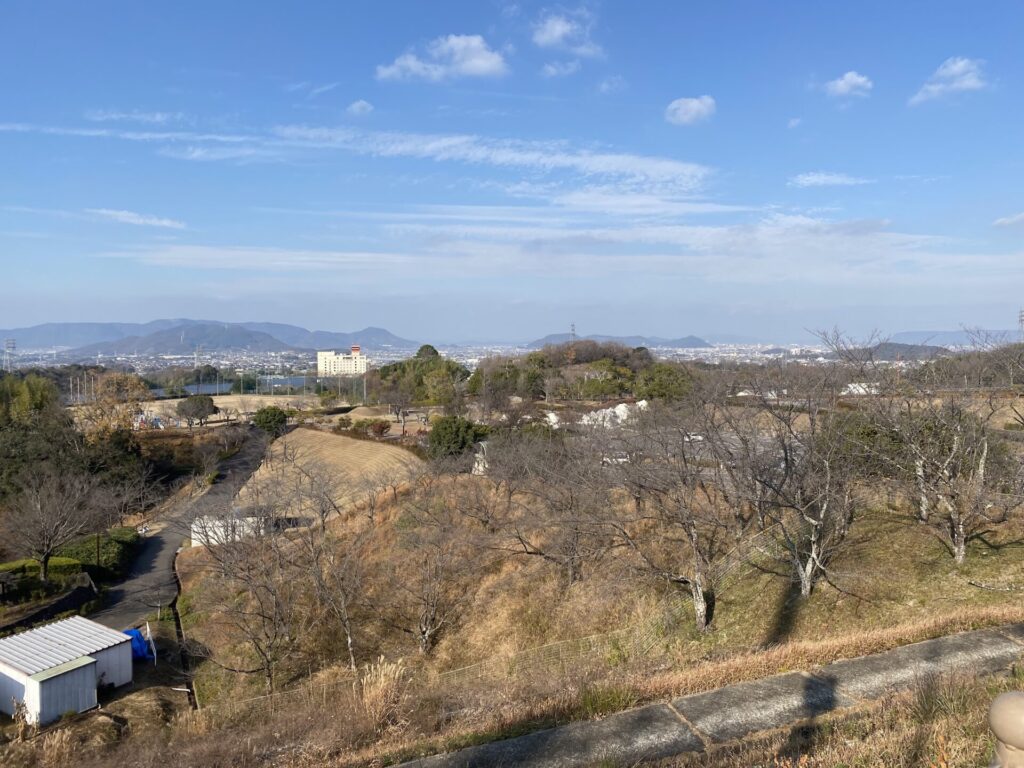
xmin=317 ymin=345 xmax=370 ymax=377
xmin=191 ymin=508 xmax=306 ymax=547
xmin=0 ymin=616 xmax=133 ymax=724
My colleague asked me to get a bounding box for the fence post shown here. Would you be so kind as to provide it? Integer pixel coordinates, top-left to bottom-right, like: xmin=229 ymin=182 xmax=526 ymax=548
xmin=989 ymin=691 xmax=1024 ymax=767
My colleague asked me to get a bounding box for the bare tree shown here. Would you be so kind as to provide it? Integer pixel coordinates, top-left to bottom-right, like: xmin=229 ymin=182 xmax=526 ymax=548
xmin=103 ymin=463 xmax=158 ymax=526
xmin=387 ymin=492 xmax=473 ymax=655
xmin=829 ymin=333 xmax=1024 ymax=564
xmin=602 ymin=405 xmax=742 ymax=632
xmin=188 ymin=502 xmax=302 ymax=692
xmin=499 ymin=429 xmax=612 ymax=588
xmin=4 ymin=464 xmax=101 ymax=582
xmin=711 ymin=365 xmax=858 ymax=597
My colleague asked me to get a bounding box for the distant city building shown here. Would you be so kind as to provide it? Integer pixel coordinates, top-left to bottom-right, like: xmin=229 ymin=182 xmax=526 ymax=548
xmin=317 ymin=345 xmax=370 ymax=376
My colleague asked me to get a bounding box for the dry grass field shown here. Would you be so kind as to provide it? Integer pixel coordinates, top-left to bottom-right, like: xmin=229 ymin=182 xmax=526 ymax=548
xmin=235 ymin=426 xmax=423 ymax=512
xmin=146 ymin=393 xmax=321 ymax=421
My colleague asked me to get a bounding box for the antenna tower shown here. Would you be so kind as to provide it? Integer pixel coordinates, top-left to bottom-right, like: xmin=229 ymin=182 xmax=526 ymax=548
xmin=569 ymin=323 xmax=577 ymax=343
xmin=2 ymin=339 xmax=14 ymax=373
xmin=1018 ymin=309 xmax=1024 ymax=343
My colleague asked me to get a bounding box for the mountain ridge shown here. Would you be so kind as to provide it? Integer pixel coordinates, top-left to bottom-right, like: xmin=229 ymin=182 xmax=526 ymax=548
xmin=528 ymin=332 xmax=712 ymax=349
xmin=0 ymin=320 xmax=419 ymax=354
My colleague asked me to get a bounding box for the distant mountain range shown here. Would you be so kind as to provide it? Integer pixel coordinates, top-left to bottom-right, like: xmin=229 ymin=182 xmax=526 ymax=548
xmin=528 ymin=333 xmax=712 ymax=349
xmin=889 ymin=330 xmax=1017 ymax=347
xmin=855 ymin=341 xmax=951 ymax=362
xmin=0 ymin=320 xmax=419 ymax=357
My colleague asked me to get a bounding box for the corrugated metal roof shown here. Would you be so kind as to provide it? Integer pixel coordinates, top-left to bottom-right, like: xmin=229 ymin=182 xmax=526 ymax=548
xmin=29 ymin=655 xmax=96 ymax=683
xmin=0 ymin=616 xmax=129 ymax=677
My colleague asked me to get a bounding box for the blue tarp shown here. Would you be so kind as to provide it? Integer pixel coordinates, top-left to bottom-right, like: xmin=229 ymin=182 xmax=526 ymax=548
xmin=124 ymin=629 xmax=153 ymax=660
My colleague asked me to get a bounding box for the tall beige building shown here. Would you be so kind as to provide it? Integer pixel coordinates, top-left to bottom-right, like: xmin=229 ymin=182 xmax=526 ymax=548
xmin=317 ymin=345 xmax=370 ymax=376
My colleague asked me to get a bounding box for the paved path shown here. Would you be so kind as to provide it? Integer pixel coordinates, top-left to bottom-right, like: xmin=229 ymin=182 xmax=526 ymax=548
xmin=91 ymin=428 xmax=266 ymax=631
xmin=400 ymin=623 xmax=1024 ymax=767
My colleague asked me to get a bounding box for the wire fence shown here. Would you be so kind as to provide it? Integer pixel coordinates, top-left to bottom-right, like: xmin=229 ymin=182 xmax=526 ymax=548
xmin=175 ymin=527 xmax=781 ymax=726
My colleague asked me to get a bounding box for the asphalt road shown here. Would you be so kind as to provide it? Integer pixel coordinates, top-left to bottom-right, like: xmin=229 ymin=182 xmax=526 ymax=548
xmin=91 ymin=427 xmax=266 ymax=631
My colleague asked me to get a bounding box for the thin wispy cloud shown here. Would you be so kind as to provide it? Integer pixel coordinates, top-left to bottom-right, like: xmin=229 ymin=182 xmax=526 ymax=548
xmin=376 ymin=34 xmax=508 ymax=81
xmin=0 ymin=120 xmax=712 ymax=194
xmin=286 ymin=82 xmax=340 ymax=98
xmin=788 ymin=172 xmax=874 ymax=188
xmin=598 ymin=76 xmax=626 ymax=94
xmin=346 ymin=99 xmax=374 ymax=116
xmin=541 ymin=60 xmax=581 ymax=78
xmin=994 ymin=211 xmax=1024 ymax=227
xmin=909 ymin=57 xmax=988 ymax=105
xmin=85 ymin=208 xmax=186 ymax=229
xmin=272 ymin=125 xmax=712 ymax=193
xmin=824 ymin=71 xmax=873 ymax=98
xmin=104 ymin=244 xmax=409 ymax=270
xmin=532 ymin=9 xmax=602 ymax=57
xmin=787 ymin=117 xmax=802 ymax=129
xmin=84 ymin=109 xmax=186 ymax=124
xmin=1 ymin=204 xmax=186 ymax=229
xmin=665 ymin=96 xmax=716 ymax=125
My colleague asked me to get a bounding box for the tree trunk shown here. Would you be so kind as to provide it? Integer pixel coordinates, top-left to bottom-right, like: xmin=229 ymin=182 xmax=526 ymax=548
xmin=39 ymin=553 xmax=50 ymax=584
xmin=915 ymin=459 xmax=929 ymax=523
xmin=690 ymin=579 xmax=715 ymax=633
xmin=344 ymin=622 xmax=357 ymax=671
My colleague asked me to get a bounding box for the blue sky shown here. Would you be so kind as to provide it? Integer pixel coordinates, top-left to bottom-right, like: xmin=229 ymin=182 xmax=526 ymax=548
xmin=1 ymin=1 xmax=1022 ymax=343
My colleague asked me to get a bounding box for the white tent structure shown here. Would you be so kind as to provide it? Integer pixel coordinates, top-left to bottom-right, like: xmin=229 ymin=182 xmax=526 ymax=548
xmin=0 ymin=616 xmax=132 ymax=724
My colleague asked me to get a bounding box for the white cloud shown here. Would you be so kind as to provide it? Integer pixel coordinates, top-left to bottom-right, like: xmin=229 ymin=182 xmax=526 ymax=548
xmin=532 ymin=11 xmax=602 ymax=57
xmin=665 ymin=96 xmax=716 ymax=126
xmin=287 ymin=82 xmax=340 ymax=98
xmin=824 ymin=71 xmax=873 ymax=98
xmin=273 ymin=125 xmax=712 ymax=193
xmin=346 ymin=99 xmax=374 ymax=116
xmin=910 ymin=57 xmax=989 ymax=105
xmin=598 ymin=76 xmax=626 ymax=94
xmin=0 ymin=119 xmax=712 ymax=194
xmin=85 ymin=208 xmax=186 ymax=229
xmin=309 ymin=82 xmax=339 ymax=98
xmin=376 ymin=34 xmax=508 ymax=81
xmin=84 ymin=109 xmax=185 ymax=124
xmin=787 ymin=117 xmax=802 ymax=129
xmin=994 ymin=212 xmax=1024 ymax=227
xmin=788 ymin=172 xmax=874 ymax=188
xmin=541 ymin=60 xmax=581 ymax=78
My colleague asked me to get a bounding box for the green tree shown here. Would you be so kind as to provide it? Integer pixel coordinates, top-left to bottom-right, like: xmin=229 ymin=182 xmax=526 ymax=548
xmin=176 ymin=394 xmax=218 ymax=432
xmin=416 ymin=344 xmax=440 ymax=359
xmin=428 ymin=416 xmax=487 ymax=459
xmin=253 ymin=405 xmax=288 ymax=436
xmin=635 ymin=363 xmax=692 ymax=401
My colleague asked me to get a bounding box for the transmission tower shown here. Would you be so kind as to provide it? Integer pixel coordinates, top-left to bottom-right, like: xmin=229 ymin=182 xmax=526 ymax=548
xmin=569 ymin=323 xmax=577 ymax=342
xmin=2 ymin=339 xmax=14 ymax=373
xmin=1018 ymin=309 xmax=1024 ymax=343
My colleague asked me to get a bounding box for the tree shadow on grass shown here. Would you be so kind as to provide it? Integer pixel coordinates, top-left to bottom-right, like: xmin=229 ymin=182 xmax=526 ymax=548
xmin=763 ymin=578 xmax=803 ymax=647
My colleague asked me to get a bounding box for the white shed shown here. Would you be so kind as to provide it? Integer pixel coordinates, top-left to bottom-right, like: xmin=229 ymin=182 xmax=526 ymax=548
xmin=0 ymin=616 xmax=133 ymax=724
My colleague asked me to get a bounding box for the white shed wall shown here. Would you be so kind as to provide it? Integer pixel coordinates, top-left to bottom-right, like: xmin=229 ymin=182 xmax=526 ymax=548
xmin=93 ymin=641 xmax=132 ymax=688
xmin=25 ymin=661 xmax=97 ymax=725
xmin=0 ymin=660 xmax=28 ymax=717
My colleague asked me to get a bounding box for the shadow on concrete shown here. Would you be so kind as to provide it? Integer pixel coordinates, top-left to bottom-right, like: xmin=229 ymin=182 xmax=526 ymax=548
xmin=775 ymin=673 xmax=839 ymax=762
